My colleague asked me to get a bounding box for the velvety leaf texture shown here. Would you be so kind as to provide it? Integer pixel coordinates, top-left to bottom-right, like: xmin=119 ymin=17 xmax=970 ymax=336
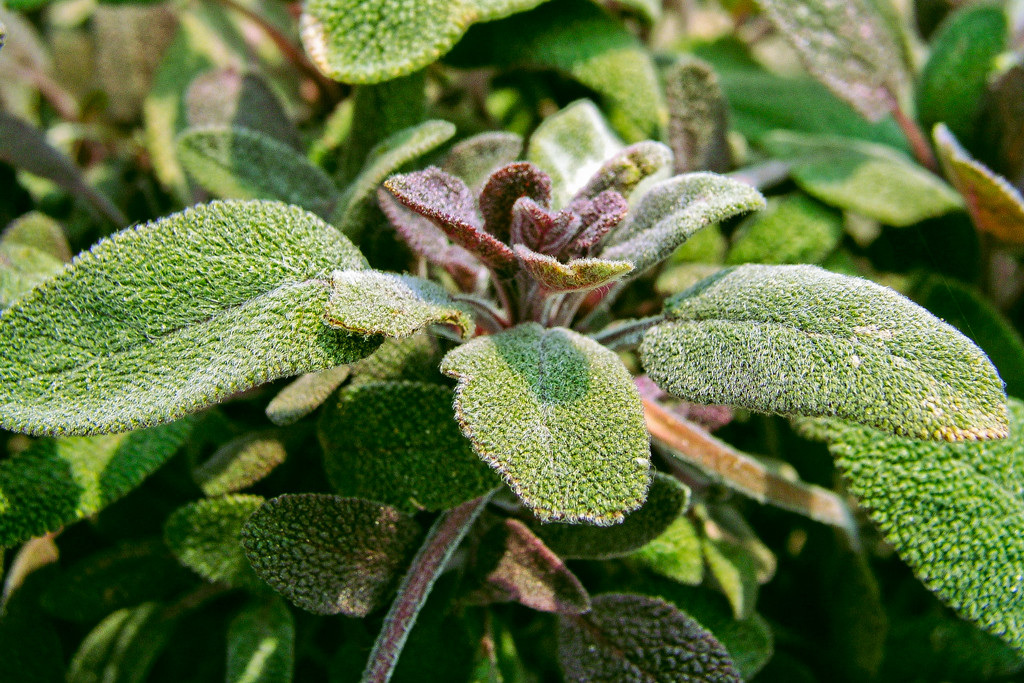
xmin=0 ymin=200 xmax=381 ymax=436
xmin=2 ymin=211 xmax=72 ymax=262
xmin=513 ymin=245 xmax=633 ymax=292
xmin=934 ymin=123 xmax=1024 ymax=245
xmin=177 ymin=126 xmax=340 ymax=219
xmin=443 ymin=131 xmax=524 ymax=191
xmin=226 ymin=598 xmax=295 ymax=683
xmin=602 ymin=173 xmax=766 ymax=275
xmin=240 ymin=494 xmax=420 ymax=616
xmin=535 ymin=472 xmax=690 ymax=559
xmin=799 ymin=398 xmax=1024 ymax=654
xmin=573 ymin=141 xmax=673 ymax=203
xmin=631 ymin=515 xmax=704 ymax=585
xmin=186 ymin=70 xmax=303 ymax=151
xmin=440 ymin=323 xmax=651 ymax=524
xmin=664 ymin=56 xmax=731 ymax=174
xmin=164 ymin=494 xmax=265 ymax=588
xmin=0 ymin=242 xmax=64 ymax=309
xmin=641 ymin=264 xmax=1008 ymax=440
xmin=754 ymin=0 xmax=907 ymax=121
xmin=324 ymin=270 xmax=475 ymax=339
xmin=265 ymin=366 xmax=351 ymax=426
xmin=558 ymin=593 xmax=742 ymax=682
xmin=318 ymin=381 xmax=499 ymax=511
xmin=0 ymin=419 xmax=193 ymax=547
xmin=349 ymin=333 xmax=446 ymax=386
xmin=726 ymin=194 xmax=842 ymax=265
xmin=193 ymin=432 xmax=287 ymax=497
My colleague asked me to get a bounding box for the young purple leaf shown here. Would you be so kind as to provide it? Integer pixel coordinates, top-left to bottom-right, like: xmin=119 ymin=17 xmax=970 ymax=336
xmin=513 ymin=245 xmax=633 ymax=293
xmin=565 ymin=190 xmax=629 ymax=256
xmin=509 ymin=197 xmax=580 ymax=256
xmin=479 ymin=162 xmax=553 ymax=243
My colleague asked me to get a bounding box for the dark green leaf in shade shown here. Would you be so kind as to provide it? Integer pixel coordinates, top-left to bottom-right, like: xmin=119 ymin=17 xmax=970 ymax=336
xmin=66 ymin=602 xmax=176 ymax=683
xmin=754 ymin=0 xmax=908 ymax=121
xmin=822 ymin=547 xmax=888 ymax=679
xmin=164 ymin=494 xmax=265 ymax=588
xmin=226 ymin=597 xmax=295 ymax=683
xmin=642 ymin=264 xmax=1008 ymax=440
xmin=2 ymin=211 xmax=71 ymax=262
xmin=797 ymin=398 xmax=1024 ymax=654
xmin=558 ymin=593 xmax=741 ymax=682
xmin=534 ymin=472 xmax=689 ymax=559
xmin=0 ymin=200 xmax=381 ymax=436
xmin=513 ymin=245 xmax=633 ymax=292
xmin=177 ymin=127 xmax=340 ymax=219
xmin=703 ymin=537 xmax=760 ymax=620
xmin=193 ymin=433 xmax=287 ymax=497
xmin=186 ymin=69 xmax=302 ymax=150
xmin=0 ymin=242 xmax=64 ymax=309
xmin=763 ymin=131 xmax=962 ymax=226
xmin=663 ymin=56 xmax=731 ymax=173
xmin=40 ymin=539 xmax=193 ymax=622
xmin=726 ymin=194 xmax=843 ymax=265
xmin=324 ymin=270 xmax=475 ymax=339
xmin=318 ymin=381 xmax=499 ymax=511
xmin=443 ymin=132 xmax=524 ymax=191
xmin=349 ymin=333 xmax=446 ymax=385
xmin=916 ymin=4 xmax=1007 ymax=144
xmin=0 ymin=419 xmax=193 ymax=547
xmin=240 ymin=494 xmax=420 ymax=616
xmin=979 ymin=64 xmax=1024 ymax=190
xmin=601 ymin=173 xmax=765 ymax=276
xmin=440 ymin=323 xmax=651 ymax=524
xmin=934 ymin=123 xmax=1024 ymax=244
xmin=265 ymin=366 xmax=351 ymax=426
xmin=0 ymin=570 xmax=64 ymax=683
xmin=471 ymin=518 xmax=591 ymax=614
xmin=630 ymin=515 xmax=704 ymax=585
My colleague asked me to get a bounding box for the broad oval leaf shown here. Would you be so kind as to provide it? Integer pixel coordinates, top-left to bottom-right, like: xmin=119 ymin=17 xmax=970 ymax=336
xmin=641 ymin=264 xmax=1008 ymax=441
xmin=164 ymin=494 xmax=265 ymax=588
xmin=440 ymin=323 xmax=651 ymax=524
xmin=797 ymin=398 xmax=1024 ymax=654
xmin=318 ymin=381 xmax=499 ymax=511
xmin=227 ymin=598 xmax=295 ymax=683
xmin=2 ymin=211 xmax=71 ymax=262
xmin=324 ymin=270 xmax=474 ymax=339
xmin=630 ymin=515 xmax=704 ymax=586
xmin=0 ymin=419 xmax=194 ymax=547
xmin=0 ymin=242 xmax=64 ymax=309
xmin=240 ymin=494 xmax=420 ymax=616
xmin=0 ymin=200 xmax=381 ymax=436
xmin=265 ymin=366 xmax=351 ymax=426
xmin=558 ymin=593 xmax=741 ymax=683
xmin=193 ymin=432 xmax=287 ymax=496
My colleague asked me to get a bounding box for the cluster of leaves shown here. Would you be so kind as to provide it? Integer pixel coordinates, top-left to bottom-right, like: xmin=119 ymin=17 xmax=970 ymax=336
xmin=1 ymin=0 xmax=1023 ymax=681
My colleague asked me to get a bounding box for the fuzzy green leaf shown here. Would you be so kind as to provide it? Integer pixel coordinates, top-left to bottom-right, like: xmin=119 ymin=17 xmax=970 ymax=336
xmin=630 ymin=516 xmax=704 ymax=585
xmin=265 ymin=366 xmax=351 ymax=426
xmin=318 ymin=381 xmax=499 ymax=511
xmin=177 ymin=127 xmax=340 ymax=219
xmin=573 ymin=141 xmax=674 ymax=203
xmin=0 ymin=200 xmax=381 ymax=436
xmin=558 ymin=593 xmax=741 ymax=682
xmin=763 ymin=132 xmax=962 ymax=226
xmin=664 ymin=56 xmax=731 ymax=174
xmin=440 ymin=323 xmax=651 ymax=524
xmin=513 ymin=245 xmax=633 ymax=292
xmin=703 ymin=537 xmax=760 ymax=620
xmin=2 ymin=211 xmax=71 ymax=262
xmin=0 ymin=242 xmax=64 ymax=309
xmin=193 ymin=432 xmax=288 ymax=497
xmin=754 ymin=0 xmax=908 ymax=121
xmin=601 ymin=173 xmax=765 ymax=275
xmin=67 ymin=603 xmax=176 ymax=683
xmin=164 ymin=494 xmax=265 ymax=588
xmin=799 ymin=398 xmax=1024 ymax=654
xmin=324 ymin=270 xmax=474 ymax=339
xmin=726 ymin=194 xmax=842 ymax=265
xmin=0 ymin=419 xmax=193 ymax=547
xmin=934 ymin=123 xmax=1024 ymax=244
xmin=917 ymin=5 xmax=1007 ymax=143
xmin=443 ymin=131 xmax=525 ymax=191
xmin=186 ymin=70 xmax=302 ymax=151
xmin=641 ymin=264 xmax=1008 ymax=440
xmin=349 ymin=333 xmax=446 ymax=385
xmin=534 ymin=473 xmax=689 ymax=559
xmin=240 ymin=494 xmax=420 ymax=616
xmin=226 ymin=598 xmax=295 ymax=683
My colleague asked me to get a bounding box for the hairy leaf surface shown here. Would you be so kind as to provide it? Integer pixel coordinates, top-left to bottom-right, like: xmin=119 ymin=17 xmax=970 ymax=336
xmin=631 ymin=516 xmax=704 ymax=585
xmin=443 ymin=131 xmax=524 ymax=191
xmin=193 ymin=432 xmax=287 ymax=496
xmin=265 ymin=366 xmax=351 ymax=426
xmin=440 ymin=323 xmax=651 ymax=524
xmin=726 ymin=194 xmax=842 ymax=265
xmin=641 ymin=264 xmax=1008 ymax=440
xmin=664 ymin=56 xmax=731 ymax=173
xmin=514 ymin=245 xmax=633 ymax=292
xmin=0 ymin=200 xmax=381 ymax=436
xmin=186 ymin=70 xmax=302 ymax=150
xmin=227 ymin=598 xmax=295 ymax=683
xmin=2 ymin=211 xmax=71 ymax=262
xmin=0 ymin=242 xmax=64 ymax=309
xmin=164 ymin=494 xmax=265 ymax=588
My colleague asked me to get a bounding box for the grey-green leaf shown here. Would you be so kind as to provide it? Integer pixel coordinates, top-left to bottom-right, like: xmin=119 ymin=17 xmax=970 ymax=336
xmin=602 ymin=173 xmax=765 ymax=275
xmin=726 ymin=194 xmax=843 ymax=265
xmin=630 ymin=516 xmax=704 ymax=585
xmin=227 ymin=598 xmax=295 ymax=683
xmin=265 ymin=366 xmax=351 ymax=426
xmin=663 ymin=56 xmax=732 ymax=174
xmin=440 ymin=323 xmax=651 ymax=524
xmin=798 ymin=397 xmax=1024 ymax=654
xmin=177 ymin=126 xmax=340 ymax=219
xmin=318 ymin=381 xmax=499 ymax=511
xmin=0 ymin=242 xmax=64 ymax=309
xmin=558 ymin=593 xmax=742 ymax=682
xmin=0 ymin=419 xmax=194 ymax=547
xmin=164 ymin=494 xmax=265 ymax=588
xmin=2 ymin=211 xmax=71 ymax=262
xmin=193 ymin=432 xmax=287 ymax=497
xmin=0 ymin=200 xmax=381 ymax=436
xmin=240 ymin=494 xmax=420 ymax=616
xmin=443 ymin=131 xmax=525 ymax=191
xmin=186 ymin=70 xmax=302 ymax=151
xmin=324 ymin=270 xmax=474 ymax=339
xmin=641 ymin=264 xmax=1008 ymax=440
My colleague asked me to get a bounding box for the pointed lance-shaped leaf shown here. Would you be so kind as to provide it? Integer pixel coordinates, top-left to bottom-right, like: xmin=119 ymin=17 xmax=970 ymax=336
xmin=67 ymin=603 xmax=177 ymax=683
xmin=796 ymin=397 xmax=1024 ymax=655
xmin=479 ymin=162 xmax=553 ymax=243
xmin=513 ymin=245 xmax=633 ymax=293
xmin=164 ymin=494 xmax=265 ymax=589
xmin=664 ymin=56 xmax=732 ymax=174
xmin=0 ymin=419 xmax=194 ymax=548
xmin=558 ymin=593 xmax=742 ymax=683
xmin=754 ymin=0 xmax=908 ymax=121
xmin=601 ymin=173 xmax=766 ymax=276
xmin=0 ymin=200 xmax=382 ymax=437
xmin=177 ymin=126 xmax=341 ymax=219
xmin=265 ymin=365 xmax=351 ymax=426
xmin=630 ymin=515 xmax=704 ymax=586
xmin=192 ymin=432 xmax=288 ymax=497
xmin=443 ymin=131 xmax=524 ymax=191
xmin=440 ymin=323 xmax=651 ymax=524
xmin=934 ymin=124 xmax=1024 ymax=245
xmin=641 ymin=264 xmax=1008 ymax=441
xmin=240 ymin=494 xmax=420 ymax=616
xmin=324 ymin=270 xmax=475 ymax=339
xmin=227 ymin=598 xmax=295 ymax=683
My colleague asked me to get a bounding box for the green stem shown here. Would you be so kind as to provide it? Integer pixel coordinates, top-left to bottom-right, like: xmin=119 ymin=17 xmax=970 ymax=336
xmin=588 ymin=315 xmax=663 ymax=350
